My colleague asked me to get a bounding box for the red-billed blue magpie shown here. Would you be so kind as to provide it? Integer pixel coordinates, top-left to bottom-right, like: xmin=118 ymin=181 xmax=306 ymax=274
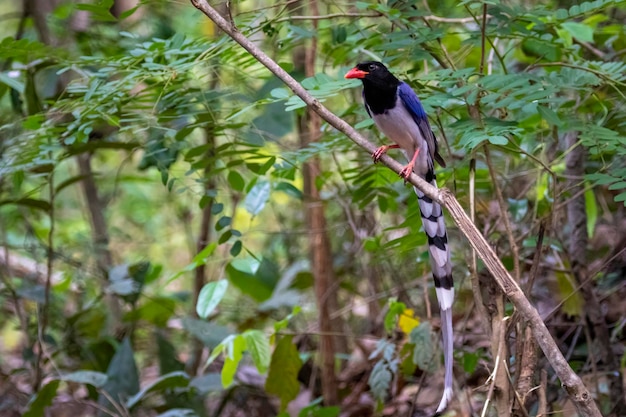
xmin=346 ymin=61 xmax=454 ymax=414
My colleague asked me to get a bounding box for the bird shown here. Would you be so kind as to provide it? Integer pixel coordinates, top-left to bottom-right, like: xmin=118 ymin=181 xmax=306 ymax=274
xmin=345 ymin=61 xmax=454 ymax=414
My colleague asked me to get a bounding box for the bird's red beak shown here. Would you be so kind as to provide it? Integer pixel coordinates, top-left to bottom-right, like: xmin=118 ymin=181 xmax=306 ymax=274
xmin=345 ymin=67 xmax=368 ymax=79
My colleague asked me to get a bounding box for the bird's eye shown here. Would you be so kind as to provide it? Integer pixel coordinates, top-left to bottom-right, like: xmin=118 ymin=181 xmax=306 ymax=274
xmin=368 ymin=64 xmax=377 ymax=71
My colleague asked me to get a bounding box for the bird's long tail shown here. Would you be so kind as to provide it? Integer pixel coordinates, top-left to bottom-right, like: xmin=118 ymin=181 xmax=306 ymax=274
xmin=414 ymin=182 xmax=454 ymax=415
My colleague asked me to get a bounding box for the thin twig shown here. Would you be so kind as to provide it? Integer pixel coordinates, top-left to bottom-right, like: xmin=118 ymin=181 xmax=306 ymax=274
xmin=426 ymin=14 xmax=491 ymax=23
xmin=483 ymin=146 xmax=520 ymax=282
xmin=408 ymin=367 xmax=429 ymax=417
xmin=99 ymin=390 xmax=131 ymax=417
xmin=479 ymin=4 xmax=487 ymax=75
xmin=505 ymin=362 xmax=531 ymax=417
xmin=274 ymin=12 xmax=381 ymax=22
xmin=524 ymin=220 xmax=545 ymax=293
xmin=537 ymin=370 xmax=548 ymax=417
xmin=34 ymin=152 xmax=56 ymax=391
xmin=574 ymin=39 xmax=606 ymax=60
xmin=480 ymin=316 xmax=509 ymax=417
xmin=469 ymin=158 xmax=490 ymax=336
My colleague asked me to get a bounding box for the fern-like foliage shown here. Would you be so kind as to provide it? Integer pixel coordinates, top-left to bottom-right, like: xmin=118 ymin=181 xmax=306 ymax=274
xmin=368 ymin=339 xmax=399 ymax=403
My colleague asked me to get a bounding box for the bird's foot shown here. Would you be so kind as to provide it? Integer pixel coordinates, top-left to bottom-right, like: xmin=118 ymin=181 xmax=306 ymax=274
xmin=372 ymin=144 xmax=400 ymax=163
xmin=399 ymin=148 xmax=420 ymax=182
xmin=399 ymin=162 xmax=415 ymax=181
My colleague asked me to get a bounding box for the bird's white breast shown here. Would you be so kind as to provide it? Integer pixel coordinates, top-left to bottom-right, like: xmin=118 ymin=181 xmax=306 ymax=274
xmin=372 ymin=98 xmax=430 ymax=175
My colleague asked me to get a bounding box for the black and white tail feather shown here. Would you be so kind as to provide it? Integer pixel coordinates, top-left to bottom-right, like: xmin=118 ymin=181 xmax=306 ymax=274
xmin=416 ymin=181 xmax=454 ymax=415
xmin=345 ymin=61 xmax=454 ymax=414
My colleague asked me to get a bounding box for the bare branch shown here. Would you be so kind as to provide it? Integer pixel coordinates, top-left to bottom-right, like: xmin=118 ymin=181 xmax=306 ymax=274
xmin=275 ymin=12 xmax=382 ymax=22
xmin=426 ymin=15 xmax=491 ymax=23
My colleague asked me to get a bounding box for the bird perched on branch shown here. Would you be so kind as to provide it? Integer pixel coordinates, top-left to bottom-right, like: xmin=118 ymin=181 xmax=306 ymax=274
xmin=345 ymin=61 xmax=454 ymax=414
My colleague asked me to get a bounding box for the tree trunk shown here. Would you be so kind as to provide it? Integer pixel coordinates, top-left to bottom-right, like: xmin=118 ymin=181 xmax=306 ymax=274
xmin=290 ymin=0 xmax=344 ymax=404
xmin=77 ymin=153 xmax=121 ymax=331
xmin=564 ymin=131 xmax=626 ymax=417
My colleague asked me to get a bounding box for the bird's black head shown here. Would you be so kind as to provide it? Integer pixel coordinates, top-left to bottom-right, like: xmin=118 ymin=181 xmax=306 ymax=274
xmin=345 ymin=61 xmax=399 ymax=90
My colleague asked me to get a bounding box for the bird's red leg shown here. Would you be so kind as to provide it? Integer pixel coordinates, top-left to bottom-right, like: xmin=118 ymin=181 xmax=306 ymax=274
xmin=399 ymin=148 xmax=420 ymax=180
xmin=372 ymin=144 xmax=400 ymax=163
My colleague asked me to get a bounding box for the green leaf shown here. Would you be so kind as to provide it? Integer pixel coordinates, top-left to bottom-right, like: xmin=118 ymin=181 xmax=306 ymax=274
xmin=24 ymin=71 xmax=42 ymax=115
xmin=66 ymin=141 xmax=140 ymax=156
xmin=222 ymin=334 xmax=245 ymax=387
xmin=521 ymin=38 xmax=561 ymax=61
xmin=126 ymin=371 xmax=190 ymax=409
xmin=0 ymin=71 xmax=24 ymax=93
xmin=215 ymin=216 xmax=231 ymax=231
xmin=119 ymin=5 xmax=140 ymax=20
xmin=275 ymin=181 xmax=303 ymax=199
xmin=190 ymin=373 xmax=223 ymax=395
xmin=244 ymin=180 xmax=271 ymax=215
xmin=556 ymin=270 xmax=584 ymax=317
xmin=463 ymin=351 xmax=480 ymax=374
xmin=99 ymin=337 xmax=140 ymax=409
xmin=184 ymin=242 xmax=217 ymax=271
xmin=22 ymin=114 xmax=45 ymax=130
xmin=243 ymin=330 xmax=271 ymax=374
xmin=487 ymin=135 xmax=508 ymax=145
xmin=211 ymin=202 xmax=224 ymax=214
xmin=218 ymin=229 xmax=233 ymax=244
xmin=226 ymin=257 xmax=277 ymax=302
xmin=265 ymin=336 xmax=303 ymax=410
xmin=332 ymin=26 xmax=347 ymax=44
xmin=537 ymin=106 xmax=561 ymax=127
xmin=409 ymin=322 xmax=437 ymax=372
xmin=124 ymin=297 xmax=176 ymax=327
xmin=76 ymin=0 xmax=117 ymax=22
xmin=230 ymin=240 xmax=242 ymax=257
xmin=274 ymin=306 xmax=302 ymax=333
xmin=367 ymin=339 xmax=398 ymax=403
xmin=60 ymin=371 xmax=108 ymax=388
xmin=285 ymin=95 xmax=307 ymax=111
xmin=368 ymin=360 xmax=393 ymax=402
xmin=107 ymin=263 xmax=144 ymax=302
xmin=183 ymin=317 xmax=231 ymax=349
xmin=167 ymin=242 xmax=217 ymax=283
xmin=156 ymin=332 xmax=185 ymax=374
xmin=0 ymin=198 xmax=51 ymax=213
xmin=228 ymin=170 xmax=246 ymax=192
xmin=561 ymin=22 xmax=594 ymax=43
xmin=584 ymin=184 xmax=597 ymax=238
xmin=270 ymin=88 xmax=290 ymax=99
xmin=23 ymin=380 xmax=60 ymax=417
xmin=55 ymin=174 xmax=93 ymax=194
xmin=196 ymin=280 xmax=229 ymax=319
xmin=107 ymin=279 xmax=136 ymax=296
xmin=206 ymin=336 xmax=229 ymax=368
xmin=383 ymin=299 xmax=406 ymax=334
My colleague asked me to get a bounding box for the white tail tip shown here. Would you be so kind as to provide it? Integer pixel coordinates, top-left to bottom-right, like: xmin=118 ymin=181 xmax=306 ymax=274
xmin=435 ymin=386 xmax=453 ymax=415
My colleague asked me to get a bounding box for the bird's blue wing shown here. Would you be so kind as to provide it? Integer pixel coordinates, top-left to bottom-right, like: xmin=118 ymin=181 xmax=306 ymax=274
xmin=397 ymin=82 xmax=428 ymax=121
xmin=397 ymin=82 xmax=446 ymax=167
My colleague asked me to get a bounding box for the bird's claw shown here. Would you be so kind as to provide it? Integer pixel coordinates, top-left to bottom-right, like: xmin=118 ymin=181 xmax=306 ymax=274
xmin=372 ymin=146 xmax=388 ymax=163
xmin=400 ymin=148 xmax=419 ymax=182
xmin=372 ymin=144 xmax=400 ymax=163
xmin=399 ymin=163 xmax=414 ymax=182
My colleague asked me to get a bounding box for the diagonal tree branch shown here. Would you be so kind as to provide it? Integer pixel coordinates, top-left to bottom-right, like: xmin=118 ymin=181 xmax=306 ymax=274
xmin=189 ymin=1 xmax=601 ymax=416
